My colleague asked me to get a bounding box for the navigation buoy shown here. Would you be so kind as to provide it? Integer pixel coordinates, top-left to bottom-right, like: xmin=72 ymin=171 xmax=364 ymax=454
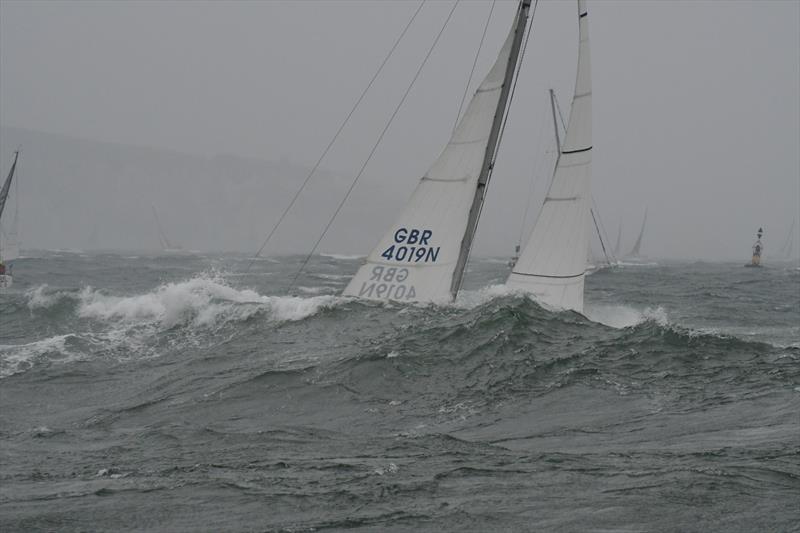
xmin=745 ymin=228 xmax=764 ymax=268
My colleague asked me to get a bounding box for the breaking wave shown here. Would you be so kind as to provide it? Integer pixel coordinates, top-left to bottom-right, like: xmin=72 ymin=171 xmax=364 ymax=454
xmin=3 ymin=275 xmax=345 ymax=378
xmin=26 ymin=275 xmax=341 ymax=328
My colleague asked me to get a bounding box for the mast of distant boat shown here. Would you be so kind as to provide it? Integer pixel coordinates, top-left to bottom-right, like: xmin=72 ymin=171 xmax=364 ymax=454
xmin=151 ymin=204 xmax=173 ymax=251
xmin=628 ymin=208 xmax=647 ymax=257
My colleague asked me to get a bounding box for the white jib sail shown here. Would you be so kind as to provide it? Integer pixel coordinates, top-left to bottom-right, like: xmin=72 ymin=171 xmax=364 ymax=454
xmin=343 ymin=2 xmax=529 ymax=303
xmin=506 ymin=0 xmax=592 ymax=313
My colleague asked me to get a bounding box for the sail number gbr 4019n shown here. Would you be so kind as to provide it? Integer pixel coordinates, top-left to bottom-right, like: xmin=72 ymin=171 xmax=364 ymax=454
xmin=380 ymin=227 xmax=440 ymax=263
xmin=356 ymin=227 xmax=440 ymax=301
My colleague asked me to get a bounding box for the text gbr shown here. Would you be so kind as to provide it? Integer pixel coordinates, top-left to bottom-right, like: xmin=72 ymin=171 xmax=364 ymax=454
xmin=380 ymin=228 xmax=440 ymax=263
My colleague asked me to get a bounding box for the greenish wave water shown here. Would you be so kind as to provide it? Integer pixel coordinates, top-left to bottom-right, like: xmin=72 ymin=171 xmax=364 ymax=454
xmin=1 ymin=251 xmax=798 ymax=532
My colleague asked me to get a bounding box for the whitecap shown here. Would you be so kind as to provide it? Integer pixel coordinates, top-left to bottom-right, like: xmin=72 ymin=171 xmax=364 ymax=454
xmin=77 ymin=274 xmax=341 ymax=329
xmin=26 ymin=284 xmax=64 ymax=310
xmin=319 ymin=253 xmax=365 ymax=260
xmin=0 ymin=334 xmax=81 ymax=378
xmin=584 ymin=304 xmax=668 ymax=329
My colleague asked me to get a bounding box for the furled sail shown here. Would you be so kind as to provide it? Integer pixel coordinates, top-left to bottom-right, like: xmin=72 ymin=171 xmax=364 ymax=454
xmin=628 ymin=208 xmax=647 ymax=257
xmin=506 ymin=0 xmax=592 ymax=313
xmin=343 ymin=0 xmax=532 ymax=303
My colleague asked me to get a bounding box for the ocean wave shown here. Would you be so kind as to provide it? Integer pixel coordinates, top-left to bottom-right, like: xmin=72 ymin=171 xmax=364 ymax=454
xmin=0 ymin=334 xmax=83 ymax=378
xmin=26 ymin=284 xmax=67 ymax=310
xmin=77 ymin=274 xmax=340 ymax=328
xmin=6 ymin=275 xmax=345 ymax=378
xmin=584 ymin=304 xmax=668 ymax=329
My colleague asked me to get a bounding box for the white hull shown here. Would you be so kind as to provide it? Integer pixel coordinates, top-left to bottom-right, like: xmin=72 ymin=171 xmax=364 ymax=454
xmin=0 ymin=274 xmax=12 ymax=288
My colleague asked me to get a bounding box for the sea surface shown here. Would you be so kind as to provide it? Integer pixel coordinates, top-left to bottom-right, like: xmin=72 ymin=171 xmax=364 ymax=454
xmin=1 ymin=251 xmax=798 ymax=532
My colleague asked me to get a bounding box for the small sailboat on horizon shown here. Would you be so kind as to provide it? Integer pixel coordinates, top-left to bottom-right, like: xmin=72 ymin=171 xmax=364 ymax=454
xmin=0 ymin=149 xmax=21 ymax=289
xmin=151 ymin=204 xmax=186 ymax=254
xmin=625 ymin=208 xmax=647 ymax=259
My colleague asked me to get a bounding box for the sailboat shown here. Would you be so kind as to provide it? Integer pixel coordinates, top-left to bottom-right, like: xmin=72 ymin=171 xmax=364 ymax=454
xmin=343 ymin=0 xmax=534 ymax=303
xmin=506 ymin=0 xmax=592 ymax=312
xmin=0 ymin=150 xmax=20 ymax=289
xmin=613 ymin=222 xmax=622 ymax=258
xmin=626 ymin=208 xmax=647 ymax=259
xmin=151 ymin=204 xmax=185 ymax=253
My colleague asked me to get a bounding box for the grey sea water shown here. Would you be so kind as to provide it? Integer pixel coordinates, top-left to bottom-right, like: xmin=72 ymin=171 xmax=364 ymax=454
xmin=1 ymin=251 xmax=798 ymax=532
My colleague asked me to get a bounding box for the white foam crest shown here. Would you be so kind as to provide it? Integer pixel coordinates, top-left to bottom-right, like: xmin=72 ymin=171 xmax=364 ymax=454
xmin=26 ymin=284 xmax=64 ymax=310
xmin=77 ymin=274 xmax=339 ymax=328
xmin=267 ymin=294 xmax=340 ymax=322
xmin=320 ymin=253 xmax=365 ymax=260
xmin=453 ymin=284 xmax=517 ymax=309
xmin=583 ymin=304 xmax=669 ymax=329
xmin=616 ymin=260 xmax=659 ymax=267
xmin=295 ymin=286 xmax=330 ymax=295
xmin=0 ymin=334 xmax=80 ymax=378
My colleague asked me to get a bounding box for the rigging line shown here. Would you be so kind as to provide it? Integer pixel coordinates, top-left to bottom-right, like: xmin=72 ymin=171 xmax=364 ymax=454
xmin=591 ymin=195 xmax=617 ymax=263
xmin=244 ymin=0 xmax=426 ymax=272
xmin=451 ymin=0 xmax=496 ymax=134
xmin=287 ymin=0 xmax=461 ymax=292
xmin=590 ymin=208 xmax=611 ymax=265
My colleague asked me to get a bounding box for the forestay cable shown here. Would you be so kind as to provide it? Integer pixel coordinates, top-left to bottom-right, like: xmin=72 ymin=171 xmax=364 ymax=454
xmin=288 ymin=0 xmax=461 ymax=291
xmin=245 ymin=0 xmax=426 ymax=272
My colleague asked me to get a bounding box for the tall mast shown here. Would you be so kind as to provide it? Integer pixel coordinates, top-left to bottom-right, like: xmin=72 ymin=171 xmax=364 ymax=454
xmin=450 ymin=0 xmax=532 ymax=297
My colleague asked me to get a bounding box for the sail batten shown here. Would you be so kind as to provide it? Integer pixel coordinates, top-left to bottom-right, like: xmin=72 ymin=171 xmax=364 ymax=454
xmin=343 ymin=0 xmax=532 ymax=303
xmin=506 ymin=0 xmax=592 ymax=313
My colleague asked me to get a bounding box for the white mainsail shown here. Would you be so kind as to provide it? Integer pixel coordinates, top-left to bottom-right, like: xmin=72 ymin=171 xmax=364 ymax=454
xmin=343 ymin=1 xmax=532 ymax=303
xmin=506 ymin=0 xmax=592 ymax=313
xmin=0 ymin=150 xmax=20 ymax=262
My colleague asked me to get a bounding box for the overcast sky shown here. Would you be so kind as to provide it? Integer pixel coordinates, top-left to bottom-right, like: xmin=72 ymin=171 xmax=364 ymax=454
xmin=1 ymin=0 xmax=798 ymax=260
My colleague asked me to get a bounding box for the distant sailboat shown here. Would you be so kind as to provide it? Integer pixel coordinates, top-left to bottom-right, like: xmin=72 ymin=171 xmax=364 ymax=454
xmin=343 ymin=0 xmax=533 ymax=303
xmin=778 ymin=218 xmax=796 ymax=260
xmin=0 ymin=150 xmax=20 ymax=288
xmin=613 ymin=222 xmax=622 ymax=257
xmin=506 ymin=0 xmax=592 ymax=312
xmin=627 ymin=208 xmax=647 ymax=258
xmin=151 ymin=204 xmax=184 ymax=253
xmin=745 ymin=227 xmax=764 ymax=268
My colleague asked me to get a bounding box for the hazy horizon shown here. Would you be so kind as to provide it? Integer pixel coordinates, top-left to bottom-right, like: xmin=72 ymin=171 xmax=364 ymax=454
xmin=1 ymin=0 xmax=798 ymax=262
